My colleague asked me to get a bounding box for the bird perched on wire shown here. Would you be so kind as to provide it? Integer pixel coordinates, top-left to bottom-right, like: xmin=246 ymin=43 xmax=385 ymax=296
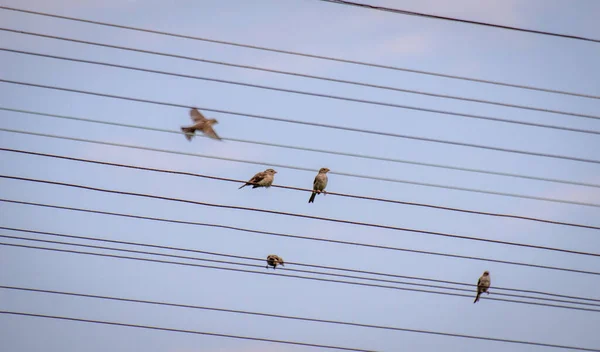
xmin=239 ymin=168 xmax=277 ymax=189
xmin=308 ymin=167 xmax=330 ymax=203
xmin=474 ymin=271 xmax=491 ymax=303
xmin=181 ymin=108 xmax=221 ymax=141
xmin=266 ymin=254 xmax=284 ymax=269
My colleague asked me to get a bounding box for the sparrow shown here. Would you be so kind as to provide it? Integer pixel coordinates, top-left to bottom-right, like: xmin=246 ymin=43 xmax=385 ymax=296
xmin=309 ymin=167 xmax=330 ymax=203
xmin=266 ymin=254 xmax=284 ymax=269
xmin=181 ymin=108 xmax=221 ymax=141
xmin=239 ymin=169 xmax=277 ymax=189
xmin=474 ymin=271 xmax=491 ymax=303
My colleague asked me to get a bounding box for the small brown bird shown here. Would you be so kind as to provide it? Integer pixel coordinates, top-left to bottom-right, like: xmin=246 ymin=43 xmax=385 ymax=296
xmin=474 ymin=271 xmax=491 ymax=303
xmin=309 ymin=167 xmax=330 ymax=203
xmin=266 ymin=254 xmax=284 ymax=269
xmin=239 ymin=169 xmax=277 ymax=189
xmin=181 ymin=108 xmax=221 ymax=141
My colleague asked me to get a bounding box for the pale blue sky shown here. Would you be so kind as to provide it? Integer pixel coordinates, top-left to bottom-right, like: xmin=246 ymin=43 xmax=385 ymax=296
xmin=1 ymin=0 xmax=599 ymax=351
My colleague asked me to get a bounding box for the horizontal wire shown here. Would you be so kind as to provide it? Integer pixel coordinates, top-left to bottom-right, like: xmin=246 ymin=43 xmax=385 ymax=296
xmin=3 ymin=226 xmax=598 ymax=306
xmin=1 ymin=238 xmax=598 ymax=313
xmin=2 ymin=130 xmax=600 ymax=209
xmin=1 ymin=5 xmax=598 ymax=100
xmin=0 ymin=33 xmax=598 ymax=123
xmin=2 ymin=287 xmax=599 ymax=351
xmin=315 ymin=0 xmax=600 ymax=44
xmin=3 ymin=147 xmax=599 ymax=231
xmin=2 ymin=44 xmax=600 ymax=133
xmin=3 ymin=79 xmax=600 ymax=166
xmin=3 ymin=198 xmax=596 ymax=278
xmin=0 ymin=310 xmax=370 ymax=351
xmin=5 ymin=107 xmax=600 ymax=189
xmin=2 ymin=175 xmax=600 ymax=260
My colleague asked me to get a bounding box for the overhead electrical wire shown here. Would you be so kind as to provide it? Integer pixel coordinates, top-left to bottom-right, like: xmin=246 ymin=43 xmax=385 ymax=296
xmin=1 ymin=6 xmax=598 ymax=99
xmin=3 ymin=79 xmax=600 ymax=166
xmin=1 ymin=237 xmax=598 ymax=313
xmin=3 ymin=46 xmax=600 ymax=134
xmin=3 ymin=227 xmax=598 ymax=306
xmin=314 ymin=0 xmax=600 ymax=44
xmin=2 ymin=175 xmax=600 ymax=260
xmin=2 ymin=127 xmax=600 ymax=209
xmin=2 ymin=147 xmax=599 ymax=230
xmin=0 ymin=311 xmax=369 ymax=351
xmin=3 ymin=198 xmax=595 ymax=277
xmin=4 ymin=107 xmax=600 ymax=189
xmin=2 ymin=287 xmax=599 ymax=351
xmin=1 ymin=33 xmax=599 ymax=125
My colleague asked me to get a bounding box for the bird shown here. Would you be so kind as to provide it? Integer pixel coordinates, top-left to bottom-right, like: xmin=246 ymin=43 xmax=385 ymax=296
xmin=308 ymin=167 xmax=330 ymax=203
xmin=266 ymin=254 xmax=284 ymax=269
xmin=239 ymin=168 xmax=277 ymax=189
xmin=181 ymin=108 xmax=221 ymax=141
xmin=474 ymin=271 xmax=491 ymax=303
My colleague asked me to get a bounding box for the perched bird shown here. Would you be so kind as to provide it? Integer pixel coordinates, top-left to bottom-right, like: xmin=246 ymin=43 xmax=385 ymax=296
xmin=308 ymin=167 xmax=330 ymax=203
xmin=181 ymin=108 xmax=221 ymax=141
xmin=474 ymin=271 xmax=491 ymax=303
xmin=266 ymin=254 xmax=284 ymax=269
xmin=239 ymin=168 xmax=277 ymax=189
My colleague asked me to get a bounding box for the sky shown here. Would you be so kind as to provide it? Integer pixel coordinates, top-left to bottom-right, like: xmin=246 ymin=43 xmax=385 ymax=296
xmin=1 ymin=0 xmax=599 ymax=351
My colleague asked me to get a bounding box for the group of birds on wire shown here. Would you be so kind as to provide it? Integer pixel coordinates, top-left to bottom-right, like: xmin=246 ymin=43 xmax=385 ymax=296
xmin=180 ymin=107 xmax=493 ymax=303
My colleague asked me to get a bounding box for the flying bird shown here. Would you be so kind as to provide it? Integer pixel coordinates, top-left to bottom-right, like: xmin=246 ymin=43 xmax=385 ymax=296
xmin=266 ymin=254 xmax=284 ymax=269
xmin=181 ymin=108 xmax=221 ymax=141
xmin=309 ymin=167 xmax=330 ymax=203
xmin=239 ymin=168 xmax=277 ymax=189
xmin=474 ymin=271 xmax=491 ymax=303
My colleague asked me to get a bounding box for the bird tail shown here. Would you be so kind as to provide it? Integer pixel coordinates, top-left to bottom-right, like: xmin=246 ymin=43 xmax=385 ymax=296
xmin=308 ymin=192 xmax=316 ymax=203
xmin=238 ymin=183 xmax=248 ymax=189
xmin=181 ymin=127 xmax=195 ymax=141
xmin=474 ymin=292 xmax=481 ymax=303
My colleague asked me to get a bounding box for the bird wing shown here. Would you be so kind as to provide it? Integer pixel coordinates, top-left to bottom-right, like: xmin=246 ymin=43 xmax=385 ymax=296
xmin=203 ymin=126 xmax=221 ymax=140
xmin=190 ymin=108 xmax=207 ymax=122
xmin=477 ymin=278 xmax=482 ymax=287
xmin=248 ymin=172 xmax=266 ymax=184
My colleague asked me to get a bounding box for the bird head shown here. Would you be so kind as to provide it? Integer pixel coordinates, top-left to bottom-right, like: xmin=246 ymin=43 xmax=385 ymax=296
xmin=319 ymin=167 xmax=330 ymax=174
xmin=483 ymin=271 xmax=490 ymax=276
xmin=207 ymin=119 xmax=218 ymax=125
xmin=265 ymin=168 xmax=277 ymax=175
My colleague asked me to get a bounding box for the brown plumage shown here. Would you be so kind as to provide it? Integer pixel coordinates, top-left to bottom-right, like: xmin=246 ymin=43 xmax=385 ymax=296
xmin=474 ymin=271 xmax=491 ymax=303
xmin=266 ymin=254 xmax=284 ymax=269
xmin=181 ymin=108 xmax=221 ymax=141
xmin=309 ymin=167 xmax=330 ymax=203
xmin=239 ymin=169 xmax=277 ymax=189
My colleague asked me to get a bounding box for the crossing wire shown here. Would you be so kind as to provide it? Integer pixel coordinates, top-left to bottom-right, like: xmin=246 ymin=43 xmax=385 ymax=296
xmin=2 ymin=127 xmax=600 ymax=208
xmin=1 ymin=5 xmax=598 ymax=99
xmin=1 ymin=238 xmax=598 ymax=312
xmin=2 ymin=39 xmax=600 ymax=128
xmin=2 ymin=175 xmax=600 ymax=260
xmin=315 ymin=0 xmax=600 ymax=44
xmin=3 ymin=226 xmax=599 ymax=306
xmin=0 ymin=311 xmax=371 ymax=351
xmin=3 ymin=79 xmax=600 ymax=166
xmin=4 ymin=107 xmax=600 ymax=188
xmin=3 ymin=198 xmax=596 ymax=277
xmin=2 ymin=147 xmax=599 ymax=230
xmin=2 ymin=287 xmax=599 ymax=351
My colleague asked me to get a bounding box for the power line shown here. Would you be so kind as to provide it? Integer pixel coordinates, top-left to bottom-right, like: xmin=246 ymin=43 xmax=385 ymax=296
xmin=3 ymin=79 xmax=600 ymax=166
xmin=2 ymin=175 xmax=600 ymax=259
xmin=2 ymin=127 xmax=600 ymax=208
xmin=2 ymin=287 xmax=598 ymax=351
xmin=0 ymin=310 xmax=371 ymax=351
xmin=3 ymin=147 xmax=599 ymax=230
xmin=1 ymin=6 xmax=598 ymax=100
xmin=3 ymin=199 xmax=595 ymax=277
xmin=1 ymin=36 xmax=599 ymax=127
xmin=3 ymin=227 xmax=598 ymax=306
xmin=314 ymin=0 xmax=600 ymax=44
xmin=5 ymin=107 xmax=600 ymax=189
xmin=1 ymin=238 xmax=598 ymax=312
